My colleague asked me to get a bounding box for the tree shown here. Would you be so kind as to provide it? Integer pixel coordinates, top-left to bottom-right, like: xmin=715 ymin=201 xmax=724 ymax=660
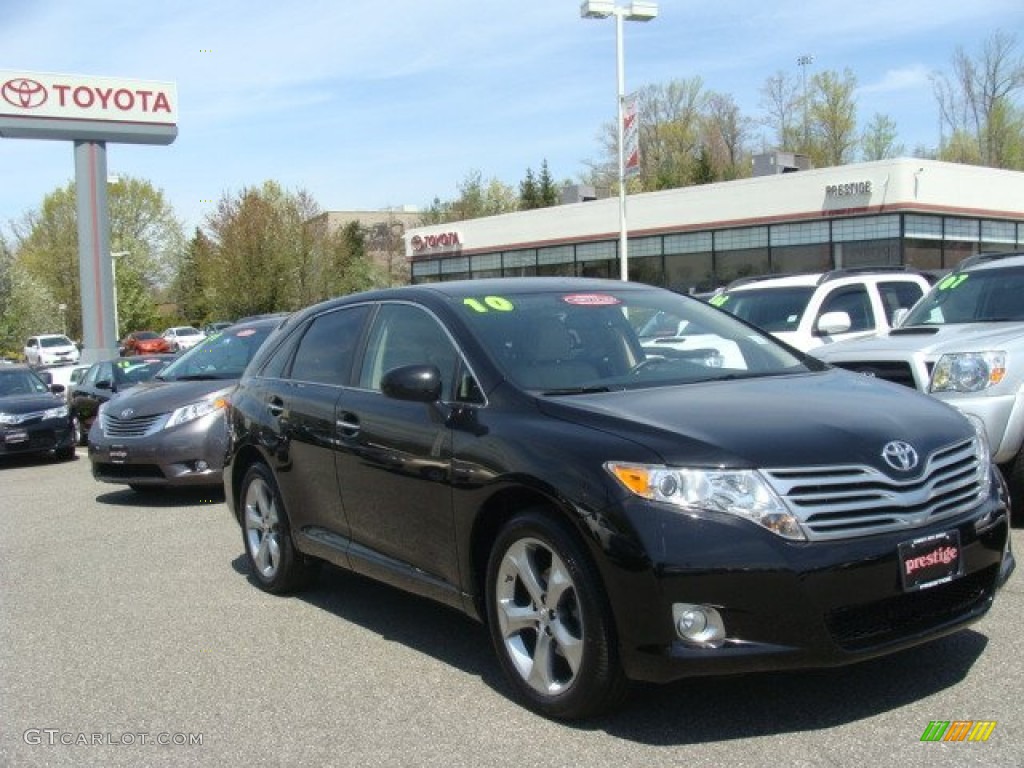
xmin=861 ymin=113 xmax=905 ymax=161
xmin=537 ymin=160 xmax=559 ymax=206
xmin=519 ymin=168 xmax=539 ymax=209
xmin=701 ymin=92 xmax=753 ymax=179
xmin=933 ymin=31 xmax=1024 ymax=169
xmin=196 ymin=181 xmax=380 ymax=320
xmin=10 ymin=176 xmax=182 ymax=340
xmin=420 ymin=170 xmax=519 ymax=224
xmin=759 ymin=71 xmax=802 ymax=153
xmin=807 ymin=68 xmax=859 ymax=166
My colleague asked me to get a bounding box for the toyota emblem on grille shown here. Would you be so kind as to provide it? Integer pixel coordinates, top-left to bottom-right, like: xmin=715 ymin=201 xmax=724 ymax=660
xmin=882 ymin=440 xmax=919 ymax=471
xmin=119 ymin=408 xmax=135 ymax=419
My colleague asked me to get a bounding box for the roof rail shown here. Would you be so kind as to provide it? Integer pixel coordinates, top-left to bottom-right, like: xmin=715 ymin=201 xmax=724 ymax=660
xmin=816 ymin=265 xmax=921 ymax=285
xmin=955 ymin=250 xmax=1024 ymax=271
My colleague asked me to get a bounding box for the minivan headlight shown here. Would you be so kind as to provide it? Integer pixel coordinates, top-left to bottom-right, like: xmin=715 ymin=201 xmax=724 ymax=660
xmin=605 ymin=462 xmax=806 ymax=540
xmin=930 ymin=352 xmax=1006 ymax=393
xmin=165 ymin=395 xmax=229 ymax=429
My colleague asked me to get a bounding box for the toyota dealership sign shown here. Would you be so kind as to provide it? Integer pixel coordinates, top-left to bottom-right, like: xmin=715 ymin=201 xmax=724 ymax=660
xmin=0 ymin=70 xmax=177 ymax=144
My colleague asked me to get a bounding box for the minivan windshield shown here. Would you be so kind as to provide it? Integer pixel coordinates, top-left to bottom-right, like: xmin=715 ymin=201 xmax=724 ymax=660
xmin=450 ymin=284 xmax=817 ymax=392
xmin=902 ymin=265 xmax=1024 ymax=326
xmin=159 ymin=325 xmax=274 ymax=381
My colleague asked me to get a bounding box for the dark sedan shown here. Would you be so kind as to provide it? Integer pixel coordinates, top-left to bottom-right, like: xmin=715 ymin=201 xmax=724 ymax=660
xmin=69 ymin=355 xmax=175 ymax=444
xmin=88 ymin=317 xmax=281 ymax=492
xmin=223 ymin=278 xmax=1014 ymax=720
xmin=0 ymin=365 xmax=76 ymax=461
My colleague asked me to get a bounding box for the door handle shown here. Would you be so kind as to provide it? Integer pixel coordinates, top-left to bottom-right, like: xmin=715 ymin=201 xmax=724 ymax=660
xmin=337 ymin=412 xmax=360 ymax=437
xmin=267 ymin=397 xmax=284 ymax=417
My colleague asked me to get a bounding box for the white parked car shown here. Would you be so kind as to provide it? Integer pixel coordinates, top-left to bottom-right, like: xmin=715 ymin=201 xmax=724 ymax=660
xmin=161 ymin=326 xmax=204 ymax=352
xmin=707 ymin=268 xmax=932 ymax=352
xmin=23 ymin=334 xmax=80 ymax=367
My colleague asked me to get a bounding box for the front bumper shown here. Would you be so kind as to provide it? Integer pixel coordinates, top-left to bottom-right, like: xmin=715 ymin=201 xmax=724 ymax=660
xmin=88 ymin=412 xmax=228 ymax=487
xmin=934 ymin=389 xmax=1024 ymax=465
xmin=0 ymin=421 xmax=75 ymax=456
xmin=602 ymin=494 xmax=1013 ymax=684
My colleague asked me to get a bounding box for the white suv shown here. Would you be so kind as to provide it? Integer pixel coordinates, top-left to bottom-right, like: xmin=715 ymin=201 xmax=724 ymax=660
xmin=813 ymin=252 xmax=1024 ymax=523
xmin=707 ymin=268 xmax=932 ymax=351
xmin=23 ymin=334 xmax=80 ymax=367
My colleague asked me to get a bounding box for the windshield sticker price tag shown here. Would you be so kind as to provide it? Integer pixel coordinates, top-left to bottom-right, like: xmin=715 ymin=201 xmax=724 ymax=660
xmin=561 ymin=294 xmax=621 ymax=306
xmin=463 ymin=296 xmax=514 ymax=313
xmin=937 ymin=274 xmax=969 ymax=291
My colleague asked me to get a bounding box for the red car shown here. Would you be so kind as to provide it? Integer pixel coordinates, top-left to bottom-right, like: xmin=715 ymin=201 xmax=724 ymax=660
xmin=120 ymin=330 xmax=172 ymax=356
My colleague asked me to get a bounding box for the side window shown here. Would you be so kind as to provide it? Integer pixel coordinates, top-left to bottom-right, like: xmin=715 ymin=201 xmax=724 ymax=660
xmin=290 ymin=306 xmax=371 ymax=385
xmin=878 ymin=281 xmax=925 ymax=325
xmin=358 ymin=304 xmax=459 ymax=398
xmin=83 ymin=364 xmax=102 ymax=386
xmin=818 ymin=286 xmax=874 ymax=332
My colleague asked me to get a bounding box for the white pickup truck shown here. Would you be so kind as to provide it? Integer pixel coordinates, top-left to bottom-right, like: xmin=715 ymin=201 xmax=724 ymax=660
xmin=814 ymin=252 xmax=1024 ymax=524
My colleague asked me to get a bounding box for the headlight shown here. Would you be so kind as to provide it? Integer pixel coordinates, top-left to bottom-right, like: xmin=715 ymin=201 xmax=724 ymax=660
xmin=43 ymin=404 xmax=69 ymax=420
xmin=165 ymin=395 xmax=229 ymax=429
xmin=0 ymin=412 xmax=16 ymax=425
xmin=930 ymin=352 xmax=1006 ymax=393
xmin=605 ymin=462 xmax=806 ymax=540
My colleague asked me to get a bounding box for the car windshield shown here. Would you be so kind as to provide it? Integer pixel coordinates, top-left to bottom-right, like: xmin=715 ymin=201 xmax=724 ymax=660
xmin=159 ymin=326 xmax=273 ymax=380
xmin=134 ymin=331 xmax=160 ymax=340
xmin=0 ymin=369 xmax=50 ymax=396
xmin=173 ymin=327 xmax=202 ymax=337
xmin=449 ymin=283 xmax=815 ymax=392
xmin=40 ymin=335 xmax=74 ymax=348
xmin=902 ymin=265 xmax=1024 ymax=326
xmin=114 ymin=358 xmax=171 ymax=384
xmin=707 ymin=286 xmax=815 ymax=332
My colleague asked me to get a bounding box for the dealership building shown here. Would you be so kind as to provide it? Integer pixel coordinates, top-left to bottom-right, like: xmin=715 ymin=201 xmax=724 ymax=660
xmin=404 ymin=157 xmax=1024 ymax=291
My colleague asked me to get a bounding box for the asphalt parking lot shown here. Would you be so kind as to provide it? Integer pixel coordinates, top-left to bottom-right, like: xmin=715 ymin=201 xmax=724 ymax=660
xmin=1 ymin=449 xmax=1021 ymax=768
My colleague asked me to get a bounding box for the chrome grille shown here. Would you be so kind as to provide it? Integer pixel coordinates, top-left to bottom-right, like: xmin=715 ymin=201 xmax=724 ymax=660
xmin=99 ymin=410 xmax=166 ymax=438
xmin=762 ymin=438 xmax=983 ymax=541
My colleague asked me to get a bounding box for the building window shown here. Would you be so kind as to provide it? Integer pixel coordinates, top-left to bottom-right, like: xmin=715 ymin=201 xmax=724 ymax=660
xmin=665 ymin=232 xmax=712 ymax=254
xmin=772 ymin=244 xmax=831 ymax=273
xmin=981 ymin=220 xmax=1017 ymax=252
xmin=832 ymin=215 xmax=900 ymax=242
xmin=715 ymin=226 xmax=768 ymax=251
xmin=664 ymin=251 xmax=714 ymax=292
xmin=905 ymin=214 xmax=943 ymax=240
xmin=771 ymin=221 xmax=829 ymax=246
xmin=502 ymin=249 xmax=537 ymax=277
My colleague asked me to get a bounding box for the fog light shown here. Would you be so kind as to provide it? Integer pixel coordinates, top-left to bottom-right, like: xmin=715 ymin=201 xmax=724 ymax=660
xmin=672 ymin=603 xmax=726 ymax=648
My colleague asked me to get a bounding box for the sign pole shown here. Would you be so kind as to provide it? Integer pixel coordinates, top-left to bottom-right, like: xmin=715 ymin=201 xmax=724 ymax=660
xmin=74 ymin=139 xmax=117 ymax=363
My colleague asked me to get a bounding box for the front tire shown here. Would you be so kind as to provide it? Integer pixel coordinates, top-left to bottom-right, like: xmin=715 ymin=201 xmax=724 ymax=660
xmin=241 ymin=463 xmax=317 ymax=593
xmin=485 ymin=509 xmax=627 ymax=720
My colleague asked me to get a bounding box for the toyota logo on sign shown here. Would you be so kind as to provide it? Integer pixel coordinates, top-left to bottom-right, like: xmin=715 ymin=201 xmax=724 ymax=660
xmin=2 ymin=77 xmax=48 ymax=109
xmin=881 ymin=440 xmax=919 ymax=472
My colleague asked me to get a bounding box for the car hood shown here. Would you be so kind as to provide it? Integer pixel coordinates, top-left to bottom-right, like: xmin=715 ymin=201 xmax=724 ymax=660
xmin=0 ymin=393 xmax=66 ymax=414
xmin=101 ymin=379 xmax=236 ymax=418
xmin=534 ymin=368 xmax=972 ymax=472
xmin=812 ymin=322 xmax=1024 ymax=360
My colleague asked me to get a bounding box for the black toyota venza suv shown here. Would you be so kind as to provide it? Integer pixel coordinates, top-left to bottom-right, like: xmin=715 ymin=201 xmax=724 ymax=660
xmin=224 ymin=277 xmax=1015 ymax=720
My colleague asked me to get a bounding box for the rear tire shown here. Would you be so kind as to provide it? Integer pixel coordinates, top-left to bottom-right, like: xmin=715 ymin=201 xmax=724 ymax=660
xmin=240 ymin=463 xmax=317 ymax=593
xmin=485 ymin=508 xmax=627 ymax=720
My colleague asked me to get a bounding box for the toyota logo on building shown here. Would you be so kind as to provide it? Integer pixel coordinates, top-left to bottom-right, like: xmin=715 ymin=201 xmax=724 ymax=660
xmin=2 ymin=77 xmax=48 ymax=109
xmin=881 ymin=440 xmax=919 ymax=472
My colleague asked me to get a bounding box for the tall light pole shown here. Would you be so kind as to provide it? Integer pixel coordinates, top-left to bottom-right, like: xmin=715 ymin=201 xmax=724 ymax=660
xmin=581 ymin=1 xmax=658 ymax=282
xmin=797 ymin=54 xmax=814 ymax=149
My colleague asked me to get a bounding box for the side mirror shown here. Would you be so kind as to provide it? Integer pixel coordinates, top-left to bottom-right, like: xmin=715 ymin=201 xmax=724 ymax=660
xmin=50 ymin=383 xmax=66 ymax=395
xmin=381 ymin=364 xmax=442 ymax=403
xmin=96 ymin=379 xmax=113 ymax=391
xmin=816 ymin=311 xmax=852 ymax=336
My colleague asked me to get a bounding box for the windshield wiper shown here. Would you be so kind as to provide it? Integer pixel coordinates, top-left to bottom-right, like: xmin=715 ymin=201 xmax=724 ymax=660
xmin=540 ymin=385 xmax=613 ymax=396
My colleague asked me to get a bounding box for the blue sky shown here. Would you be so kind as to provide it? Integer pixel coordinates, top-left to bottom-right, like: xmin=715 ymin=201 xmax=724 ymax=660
xmin=1 ymin=0 xmax=1021 ymax=235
